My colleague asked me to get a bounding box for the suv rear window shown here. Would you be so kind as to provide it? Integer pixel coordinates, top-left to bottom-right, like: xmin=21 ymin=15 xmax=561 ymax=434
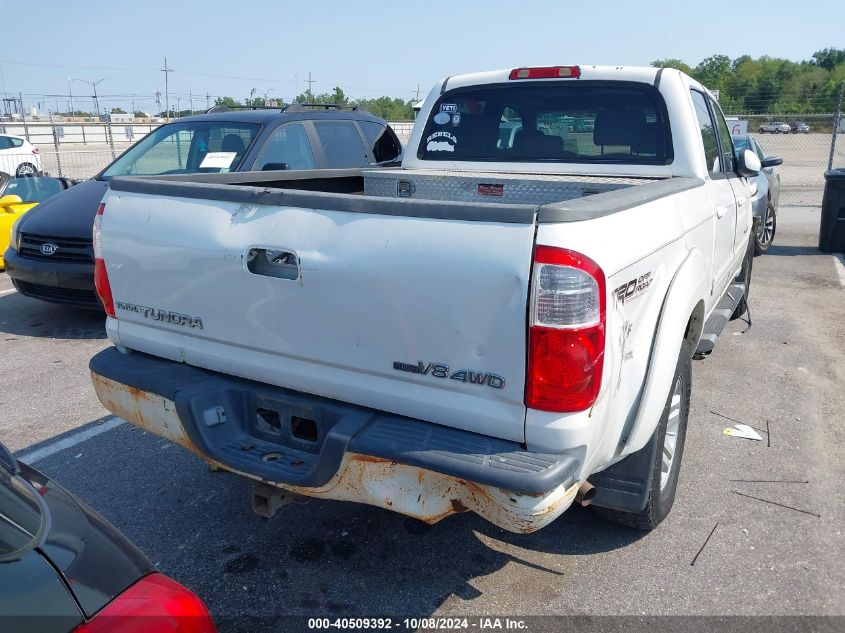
xmin=419 ymin=82 xmax=671 ymax=164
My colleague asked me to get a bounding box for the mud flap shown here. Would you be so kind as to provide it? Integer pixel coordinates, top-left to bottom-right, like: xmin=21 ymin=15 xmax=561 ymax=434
xmin=588 ymin=426 xmax=659 ymax=513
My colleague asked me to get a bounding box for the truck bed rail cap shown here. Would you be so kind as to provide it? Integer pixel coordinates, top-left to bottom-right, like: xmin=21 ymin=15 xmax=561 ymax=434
xmin=108 ymin=176 xmax=537 ymax=225
xmin=537 ymin=177 xmax=704 ymax=223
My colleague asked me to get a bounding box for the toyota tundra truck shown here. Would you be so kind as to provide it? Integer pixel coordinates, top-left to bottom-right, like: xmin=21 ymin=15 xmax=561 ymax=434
xmin=88 ymin=65 xmax=761 ymax=533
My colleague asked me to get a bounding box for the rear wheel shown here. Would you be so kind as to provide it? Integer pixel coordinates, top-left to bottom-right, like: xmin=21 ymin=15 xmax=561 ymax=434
xmin=16 ymin=163 xmax=37 ymax=176
xmin=592 ymin=340 xmax=692 ymax=530
xmin=754 ymin=204 xmax=776 ymax=255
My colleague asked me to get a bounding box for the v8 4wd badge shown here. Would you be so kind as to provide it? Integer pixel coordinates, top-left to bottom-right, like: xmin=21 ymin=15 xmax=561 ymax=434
xmin=392 ymin=361 xmax=505 ymax=389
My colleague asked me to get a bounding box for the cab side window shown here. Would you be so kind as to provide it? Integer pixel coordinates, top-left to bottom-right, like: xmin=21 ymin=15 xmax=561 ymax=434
xmin=710 ymin=99 xmax=736 ymax=174
xmin=313 ymin=122 xmax=368 ymax=168
xmin=690 ymin=90 xmax=720 ymax=176
xmin=254 ymin=123 xmax=316 ymax=171
xmin=358 ymin=121 xmax=401 ymax=164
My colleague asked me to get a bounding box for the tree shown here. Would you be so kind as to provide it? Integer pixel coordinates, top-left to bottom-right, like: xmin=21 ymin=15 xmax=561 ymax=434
xmin=133 ymin=110 xmax=148 ymax=118
xmin=214 ymin=96 xmax=241 ymax=107
xmin=110 ymin=107 xmax=127 ymax=114
xmin=694 ymin=54 xmax=732 ymax=93
xmin=651 ymin=58 xmax=694 ymax=75
xmin=811 ymin=48 xmax=845 ymax=71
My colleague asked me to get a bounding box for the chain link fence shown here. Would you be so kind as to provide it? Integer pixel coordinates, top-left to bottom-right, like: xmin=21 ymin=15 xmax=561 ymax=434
xmin=4 ymin=114 xmax=841 ymax=205
xmin=726 ymin=112 xmax=844 ymax=206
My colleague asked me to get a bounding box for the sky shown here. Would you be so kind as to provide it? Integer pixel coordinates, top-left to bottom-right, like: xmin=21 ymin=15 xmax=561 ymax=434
xmin=0 ymin=0 xmax=842 ymax=115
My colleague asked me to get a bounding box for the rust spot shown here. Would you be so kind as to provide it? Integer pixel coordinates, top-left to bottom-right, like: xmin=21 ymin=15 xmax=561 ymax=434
xmin=450 ymin=499 xmax=468 ymax=514
xmin=349 ymin=454 xmax=393 ymax=465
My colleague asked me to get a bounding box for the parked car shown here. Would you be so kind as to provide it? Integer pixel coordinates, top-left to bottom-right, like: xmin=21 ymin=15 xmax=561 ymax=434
xmin=789 ymin=121 xmax=810 ymax=134
xmin=0 ymin=441 xmax=216 ymax=632
xmin=732 ymin=135 xmax=783 ymax=254
xmin=0 ymin=175 xmax=74 ymax=269
xmin=758 ymin=121 xmax=791 ymax=133
xmin=89 ymin=65 xmax=760 ymax=534
xmin=4 ymin=105 xmax=402 ymax=309
xmin=0 ymin=134 xmax=42 ymax=177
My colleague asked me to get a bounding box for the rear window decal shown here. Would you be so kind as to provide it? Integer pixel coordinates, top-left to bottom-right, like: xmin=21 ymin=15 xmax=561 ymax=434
xmin=433 ymin=112 xmax=451 ymax=125
xmin=426 ymin=131 xmax=457 ymax=152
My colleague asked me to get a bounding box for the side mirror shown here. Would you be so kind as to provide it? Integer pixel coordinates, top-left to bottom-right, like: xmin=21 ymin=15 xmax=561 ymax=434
xmin=761 ymin=156 xmax=783 ymax=168
xmin=0 ymin=194 xmax=23 ymax=209
xmin=737 ymin=149 xmax=761 ymax=177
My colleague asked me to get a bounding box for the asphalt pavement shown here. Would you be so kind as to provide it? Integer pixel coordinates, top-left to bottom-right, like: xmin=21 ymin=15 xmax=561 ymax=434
xmin=1 ymin=206 xmax=843 ymax=629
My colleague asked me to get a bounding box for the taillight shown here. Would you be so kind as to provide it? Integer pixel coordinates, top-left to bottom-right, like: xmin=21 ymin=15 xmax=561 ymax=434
xmin=509 ymin=66 xmax=581 ymax=80
xmin=525 ymin=246 xmax=605 ymax=412
xmin=93 ymin=202 xmax=115 ymax=317
xmin=73 ymin=573 xmax=216 ymax=633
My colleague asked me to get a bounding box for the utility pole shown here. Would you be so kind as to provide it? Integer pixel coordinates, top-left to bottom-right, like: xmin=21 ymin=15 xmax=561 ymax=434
xmin=72 ymin=78 xmax=106 ymax=119
xmin=249 ymin=88 xmax=256 ymax=107
xmin=161 ymin=57 xmax=173 ymax=121
xmin=19 ymin=92 xmax=29 ymax=141
xmin=189 ymin=91 xmax=194 ymax=115
xmin=306 ymin=72 xmax=315 ymax=100
xmin=155 ymin=91 xmax=162 ymax=117
xmin=68 ymin=78 xmax=74 ymax=117
xmin=206 ymin=92 xmax=210 ymax=110
xmin=415 ymin=84 xmax=420 ymax=102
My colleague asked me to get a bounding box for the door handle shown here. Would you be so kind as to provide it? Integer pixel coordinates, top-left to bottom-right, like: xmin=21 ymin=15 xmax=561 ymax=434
xmin=716 ymin=205 xmax=727 ymax=219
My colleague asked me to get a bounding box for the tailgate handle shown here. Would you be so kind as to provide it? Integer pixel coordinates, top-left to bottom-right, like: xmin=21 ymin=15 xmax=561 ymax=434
xmin=247 ymin=248 xmax=299 ymax=280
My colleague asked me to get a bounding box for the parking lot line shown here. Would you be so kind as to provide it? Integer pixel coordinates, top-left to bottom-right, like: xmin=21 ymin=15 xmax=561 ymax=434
xmin=17 ymin=416 xmax=124 ymax=464
xmin=834 ymin=253 xmax=845 ymax=289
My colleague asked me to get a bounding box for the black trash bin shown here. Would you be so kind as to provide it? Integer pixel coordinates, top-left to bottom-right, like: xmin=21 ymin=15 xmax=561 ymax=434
xmin=819 ymin=168 xmax=845 ymax=253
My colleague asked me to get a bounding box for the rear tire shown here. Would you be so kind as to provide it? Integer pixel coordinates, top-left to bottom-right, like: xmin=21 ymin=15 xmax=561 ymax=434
xmin=592 ymin=340 xmax=692 ymax=530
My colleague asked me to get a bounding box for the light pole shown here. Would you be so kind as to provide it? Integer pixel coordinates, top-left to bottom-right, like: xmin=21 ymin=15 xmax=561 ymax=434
xmin=67 ymin=78 xmax=74 ymax=117
xmin=249 ymin=88 xmax=256 ymax=107
xmin=263 ymin=88 xmax=274 ymax=104
xmin=73 ymin=78 xmax=106 ymax=118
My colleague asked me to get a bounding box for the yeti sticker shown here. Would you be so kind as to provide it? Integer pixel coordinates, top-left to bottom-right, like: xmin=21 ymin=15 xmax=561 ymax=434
xmin=440 ymin=103 xmax=458 ymax=112
xmin=426 ymin=131 xmax=457 ymax=152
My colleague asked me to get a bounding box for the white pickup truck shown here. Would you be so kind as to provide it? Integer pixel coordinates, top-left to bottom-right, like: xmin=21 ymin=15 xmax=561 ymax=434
xmin=89 ymin=65 xmax=761 ymax=533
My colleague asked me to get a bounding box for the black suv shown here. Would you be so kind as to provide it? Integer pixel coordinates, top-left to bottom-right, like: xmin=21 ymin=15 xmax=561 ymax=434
xmin=4 ymin=105 xmax=402 ymax=308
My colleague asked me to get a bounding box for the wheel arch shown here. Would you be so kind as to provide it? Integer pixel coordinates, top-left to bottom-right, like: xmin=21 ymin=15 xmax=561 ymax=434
xmin=618 ymin=248 xmax=707 ymax=456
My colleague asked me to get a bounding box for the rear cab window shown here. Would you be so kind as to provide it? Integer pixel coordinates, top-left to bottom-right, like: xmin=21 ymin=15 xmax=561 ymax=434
xmin=418 ymin=82 xmax=672 ymax=165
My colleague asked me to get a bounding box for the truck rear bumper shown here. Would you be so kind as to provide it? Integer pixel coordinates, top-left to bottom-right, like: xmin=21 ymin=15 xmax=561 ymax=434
xmin=89 ymin=347 xmax=582 ymax=533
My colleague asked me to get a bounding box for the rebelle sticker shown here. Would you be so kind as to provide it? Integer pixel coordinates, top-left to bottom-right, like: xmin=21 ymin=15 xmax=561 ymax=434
xmin=426 ymin=131 xmax=457 ymax=152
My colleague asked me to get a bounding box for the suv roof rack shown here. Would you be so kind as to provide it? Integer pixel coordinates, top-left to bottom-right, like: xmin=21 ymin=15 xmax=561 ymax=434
xmin=283 ymin=103 xmax=361 ymax=113
xmin=204 ymin=105 xmax=285 ymax=114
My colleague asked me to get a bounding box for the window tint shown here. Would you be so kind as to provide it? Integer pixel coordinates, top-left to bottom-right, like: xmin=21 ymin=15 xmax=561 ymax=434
xmin=313 ymin=122 xmax=367 ymax=168
xmin=10 ymin=138 xmax=23 ymax=148
xmin=690 ymin=90 xmax=720 ymax=175
xmin=4 ymin=177 xmax=64 ymax=203
xmin=420 ymin=83 xmax=670 ymax=164
xmin=358 ymin=121 xmax=401 ymax=163
xmin=711 ymin=99 xmax=735 ymax=173
xmin=100 ymin=121 xmax=260 ymax=179
xmin=0 ymin=137 xmax=12 ymax=150
xmin=254 ymin=123 xmax=316 ymax=171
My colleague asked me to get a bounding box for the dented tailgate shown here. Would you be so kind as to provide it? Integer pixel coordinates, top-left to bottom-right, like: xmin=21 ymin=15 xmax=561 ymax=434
xmin=100 ymin=186 xmax=536 ymax=443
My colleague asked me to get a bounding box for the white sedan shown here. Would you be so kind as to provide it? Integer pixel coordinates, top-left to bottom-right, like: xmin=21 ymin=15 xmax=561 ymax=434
xmin=0 ymin=134 xmax=43 ymax=176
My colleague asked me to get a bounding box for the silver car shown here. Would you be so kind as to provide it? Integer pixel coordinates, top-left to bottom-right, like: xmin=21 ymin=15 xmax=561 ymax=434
xmin=758 ymin=120 xmax=791 ymax=134
xmin=733 ymin=135 xmax=783 ymax=254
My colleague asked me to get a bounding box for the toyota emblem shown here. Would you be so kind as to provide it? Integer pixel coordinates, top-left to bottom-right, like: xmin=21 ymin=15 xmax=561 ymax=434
xmin=40 ymin=243 xmax=58 ymax=256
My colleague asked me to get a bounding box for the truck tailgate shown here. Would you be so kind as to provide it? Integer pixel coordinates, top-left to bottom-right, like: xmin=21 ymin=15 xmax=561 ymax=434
xmin=101 ymin=187 xmax=536 ymax=443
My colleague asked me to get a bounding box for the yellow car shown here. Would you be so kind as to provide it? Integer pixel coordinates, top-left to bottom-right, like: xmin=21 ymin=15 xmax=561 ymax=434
xmin=1 ymin=176 xmax=71 ymax=269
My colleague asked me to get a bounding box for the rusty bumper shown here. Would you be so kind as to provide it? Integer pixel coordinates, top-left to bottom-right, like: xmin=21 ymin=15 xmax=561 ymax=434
xmin=89 ymin=349 xmax=582 ymax=534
